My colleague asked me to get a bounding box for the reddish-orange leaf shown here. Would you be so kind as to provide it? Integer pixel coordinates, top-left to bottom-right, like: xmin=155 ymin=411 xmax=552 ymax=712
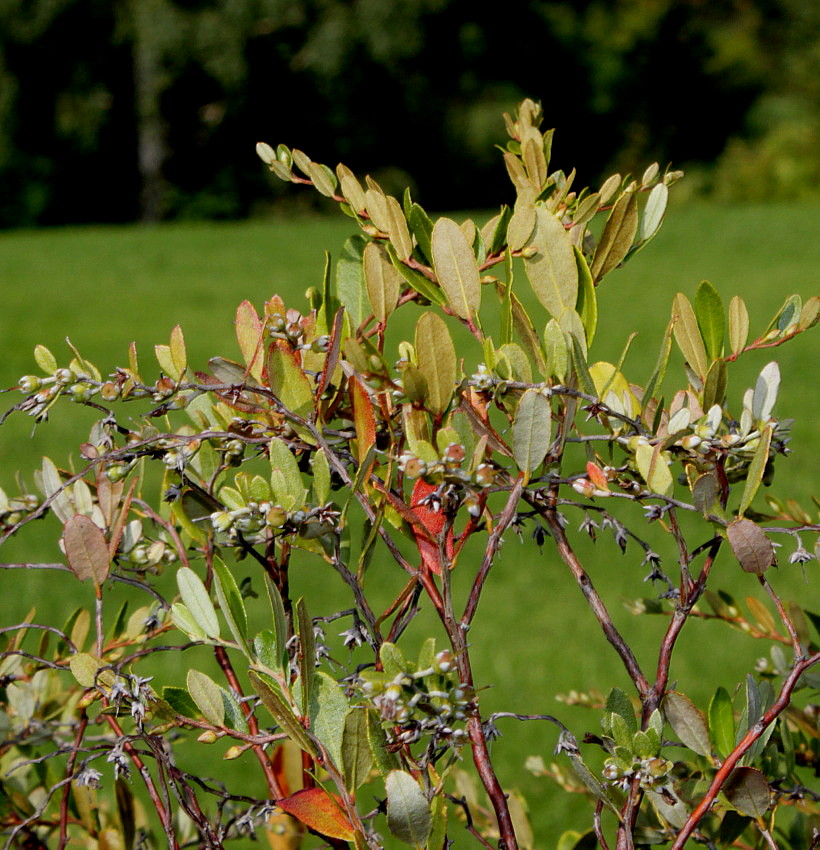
xmin=235 ymin=300 xmax=265 ymax=383
xmin=410 ymin=479 xmax=454 ymax=575
xmin=586 ymin=461 xmax=609 ymax=492
xmin=276 ymin=788 xmax=355 ymax=841
xmin=350 ymin=375 xmax=377 ymax=466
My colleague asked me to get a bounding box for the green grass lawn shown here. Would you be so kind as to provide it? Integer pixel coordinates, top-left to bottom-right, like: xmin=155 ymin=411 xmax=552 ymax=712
xmin=0 ymin=202 xmax=818 ymax=846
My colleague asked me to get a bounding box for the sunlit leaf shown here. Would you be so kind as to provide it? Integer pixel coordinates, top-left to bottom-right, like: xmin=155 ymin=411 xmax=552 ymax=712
xmin=248 ymin=671 xmax=314 ymax=754
xmin=213 ymin=556 xmax=248 ymax=651
xmin=708 ymin=687 xmax=735 ymax=760
xmin=728 ymin=295 xmax=749 ymax=357
xmin=635 ymin=443 xmax=673 ymax=497
xmin=235 ymin=301 xmax=264 ymax=382
xmin=523 ymin=207 xmax=578 ymax=318
xmin=363 ymin=242 xmax=400 ymax=323
xmin=187 ymin=669 xmax=225 ymax=726
xmin=176 ymin=566 xmax=220 ymax=639
xmin=431 ymin=217 xmax=481 ymax=319
xmin=639 ymin=182 xmax=668 ymax=244
xmin=386 ymin=770 xmax=433 ymax=847
xmin=751 ymin=361 xmax=780 ymax=422
xmin=277 ymin=788 xmax=355 ymax=841
xmin=415 ymin=312 xmax=456 ymax=416
xmin=663 ymin=690 xmax=711 ymax=757
xmin=694 ymin=280 xmax=724 ymax=362
xmin=590 ymin=190 xmax=638 ymax=281
xmin=672 ymin=293 xmax=708 ymax=379
xmin=342 ymin=708 xmax=373 ymax=791
xmin=513 ymin=389 xmax=551 ymax=479
xmin=738 ymin=424 xmax=772 ymax=517
xmin=574 ymin=248 xmax=597 ymax=346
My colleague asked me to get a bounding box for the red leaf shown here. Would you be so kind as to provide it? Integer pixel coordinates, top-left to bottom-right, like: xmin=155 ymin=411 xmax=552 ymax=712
xmin=350 ymin=375 xmax=377 ymax=466
xmin=276 ymin=788 xmax=355 ymax=841
xmin=410 ymin=480 xmax=454 ymax=575
xmin=586 ymin=461 xmax=609 ymax=492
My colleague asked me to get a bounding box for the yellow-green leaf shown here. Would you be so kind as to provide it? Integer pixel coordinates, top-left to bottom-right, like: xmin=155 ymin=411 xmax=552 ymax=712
xmin=523 ymin=207 xmax=578 ymax=319
xmin=363 ymin=242 xmax=401 ymax=323
xmin=728 ymin=295 xmax=749 ymax=357
xmin=431 ymin=217 xmax=481 ymax=320
xmin=386 ymin=770 xmax=432 ymax=847
xmin=738 ymin=424 xmax=772 ymax=517
xmin=590 ymin=190 xmax=638 ymax=282
xmin=187 ymin=669 xmax=225 ymax=726
xmin=513 ymin=389 xmax=551 ymax=477
xmin=672 ymin=293 xmax=708 ymax=380
xmin=635 ymin=443 xmax=673 ymax=497
xmin=415 ymin=312 xmax=456 ymax=416
xmin=169 ymin=324 xmax=187 ymax=378
xmin=386 ymin=195 xmax=414 ymax=262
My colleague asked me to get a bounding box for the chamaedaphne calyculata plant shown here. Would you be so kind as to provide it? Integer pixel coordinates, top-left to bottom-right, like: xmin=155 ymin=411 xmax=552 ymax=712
xmin=1 ymin=99 xmax=818 ymax=850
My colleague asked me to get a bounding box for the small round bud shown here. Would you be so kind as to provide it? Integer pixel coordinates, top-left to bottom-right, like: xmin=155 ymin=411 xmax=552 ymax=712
xmin=223 ymin=745 xmax=245 ymax=760
xmin=572 ymin=478 xmax=596 ymax=498
xmin=18 ymin=375 xmax=42 ymax=393
xmin=54 ymin=368 xmax=75 ymax=385
xmin=197 ymin=730 xmax=219 ymax=744
xmin=100 ymin=381 xmax=120 ymax=401
xmin=473 ymin=464 xmax=495 ymax=488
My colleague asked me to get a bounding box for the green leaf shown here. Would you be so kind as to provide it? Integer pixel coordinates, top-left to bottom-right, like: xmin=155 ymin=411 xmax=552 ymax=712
xmin=269 ymin=437 xmax=305 ymax=508
xmin=407 ymin=202 xmax=434 ymax=264
xmin=342 ymin=708 xmax=373 ymax=791
xmin=34 ymin=344 xmax=57 ymax=374
xmin=312 ymin=448 xmax=331 ymax=506
xmin=723 ymin=767 xmax=771 ymax=818
xmin=663 ymin=690 xmax=711 ymax=757
xmin=543 ymin=318 xmax=568 ymax=383
xmin=187 ymin=669 xmax=225 ymax=726
xmin=507 ymin=198 xmax=537 ymax=251
xmin=212 ymin=556 xmax=248 ymax=652
xmin=336 ymin=235 xmax=370 ymax=329
xmin=253 ymin=629 xmax=279 ymax=669
xmin=605 ymin=689 xmax=637 ymax=736
xmin=426 ymin=795 xmax=447 ymax=850
xmin=726 ymin=519 xmax=773 ymax=575
xmin=672 ymin=293 xmax=708 ymax=380
xmin=62 ymin=514 xmax=110 ymax=590
xmin=415 ymin=312 xmax=457 ymax=416
xmin=367 ymin=709 xmax=400 ymax=776
xmin=590 ymin=190 xmax=638 ymax=282
xmin=307 ymin=161 xmax=337 ymax=198
xmin=570 ymin=335 xmax=597 ymax=396
xmin=162 ymin=685 xmax=199 ymax=718
xmin=41 ymin=457 xmax=73 ymax=523
xmin=266 ymin=340 xmax=315 ymax=423
xmin=708 ymin=687 xmax=735 ymax=759
xmin=738 ymin=424 xmax=772 ymax=517
xmin=70 ymin=653 xmax=115 ymax=689
xmin=692 ymin=472 xmax=719 ymax=517
xmin=248 ymin=671 xmax=315 ymax=755
xmin=386 ymin=770 xmax=433 ymax=847
xmin=728 ymin=295 xmax=749 ymax=356
xmin=295 ymin=598 xmax=314 ymax=716
xmin=176 ymin=567 xmax=220 ymax=639
xmin=388 ymin=244 xmax=446 ymax=306
xmin=431 ymin=217 xmax=481 ymax=319
xmin=701 ymin=358 xmax=727 ymax=412
xmin=336 ymin=163 xmax=366 ymax=212
xmin=386 ymin=195 xmax=414 ymax=262
xmin=364 ymin=242 xmax=401 ymax=323
xmin=523 ymin=207 xmax=578 ymax=319
xmin=513 ymin=389 xmax=552 ymax=478
xmin=511 ymin=293 xmax=547 ymax=375
xmin=642 ymin=319 xmax=674 ymax=408
xmin=170 ymin=602 xmax=208 ymax=641
xmin=694 ymin=280 xmax=725 ymax=361
xmin=574 ymin=248 xmax=597 ymax=347
xmin=221 ymin=685 xmax=249 ymax=733
xmin=308 ymin=671 xmax=349 ymax=770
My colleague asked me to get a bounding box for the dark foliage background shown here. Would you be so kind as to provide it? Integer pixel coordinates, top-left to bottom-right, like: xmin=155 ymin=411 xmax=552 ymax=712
xmin=1 ymin=0 xmax=818 ymax=226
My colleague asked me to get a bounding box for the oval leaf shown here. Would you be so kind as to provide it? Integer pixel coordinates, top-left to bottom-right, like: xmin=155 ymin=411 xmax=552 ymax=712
xmin=694 ymin=280 xmax=724 ymax=362
xmin=672 ymin=293 xmax=708 ymax=380
xmin=727 ymin=519 xmax=774 ymax=575
xmin=523 ymin=207 xmax=578 ymax=319
xmin=176 ymin=566 xmax=220 ymax=639
xmin=663 ymin=690 xmax=711 ymax=757
xmin=63 ymin=514 xmax=110 ymax=589
xmin=513 ymin=389 xmax=552 ymax=477
xmin=590 ymin=190 xmax=638 ymax=281
xmin=386 ymin=770 xmax=433 ymax=847
xmin=728 ymin=295 xmax=749 ymax=356
xmin=708 ymin=686 xmax=735 ymax=760
xmin=187 ymin=669 xmax=225 ymax=726
xmin=738 ymin=424 xmax=772 ymax=517
xmin=723 ymin=767 xmax=771 ymax=818
xmin=363 ymin=242 xmax=401 ymax=323
xmin=415 ymin=312 xmax=456 ymax=416
xmin=277 ymin=788 xmax=355 ymax=841
xmin=431 ymin=217 xmax=481 ymax=319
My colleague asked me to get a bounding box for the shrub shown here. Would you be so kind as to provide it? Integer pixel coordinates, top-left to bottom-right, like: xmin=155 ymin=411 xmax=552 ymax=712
xmin=1 ymin=99 xmax=818 ymax=850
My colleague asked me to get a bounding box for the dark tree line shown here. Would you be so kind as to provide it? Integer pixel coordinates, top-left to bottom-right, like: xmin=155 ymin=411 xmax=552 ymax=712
xmin=1 ymin=0 xmax=817 ymax=227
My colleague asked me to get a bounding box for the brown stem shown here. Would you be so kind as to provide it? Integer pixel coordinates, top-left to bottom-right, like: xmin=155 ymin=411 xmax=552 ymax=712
xmin=758 ymin=575 xmax=804 ymax=659
xmin=57 ymin=713 xmax=89 ymax=850
xmin=537 ymin=490 xmax=650 ymax=699
xmin=213 ymin=645 xmax=284 ymax=799
xmin=670 ymin=652 xmax=820 ymax=849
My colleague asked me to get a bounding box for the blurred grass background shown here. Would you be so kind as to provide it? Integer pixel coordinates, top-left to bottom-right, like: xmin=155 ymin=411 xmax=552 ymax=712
xmin=0 ymin=201 xmax=818 ymax=843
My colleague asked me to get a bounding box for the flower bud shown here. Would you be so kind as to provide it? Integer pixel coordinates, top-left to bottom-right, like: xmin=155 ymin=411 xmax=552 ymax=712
xmin=54 ymin=368 xmax=74 ymax=385
xmin=197 ymin=730 xmax=219 ymax=744
xmin=18 ymin=375 xmax=42 ymax=393
xmin=572 ymin=478 xmax=596 ymax=498
xmin=223 ymin=745 xmax=245 ymax=760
